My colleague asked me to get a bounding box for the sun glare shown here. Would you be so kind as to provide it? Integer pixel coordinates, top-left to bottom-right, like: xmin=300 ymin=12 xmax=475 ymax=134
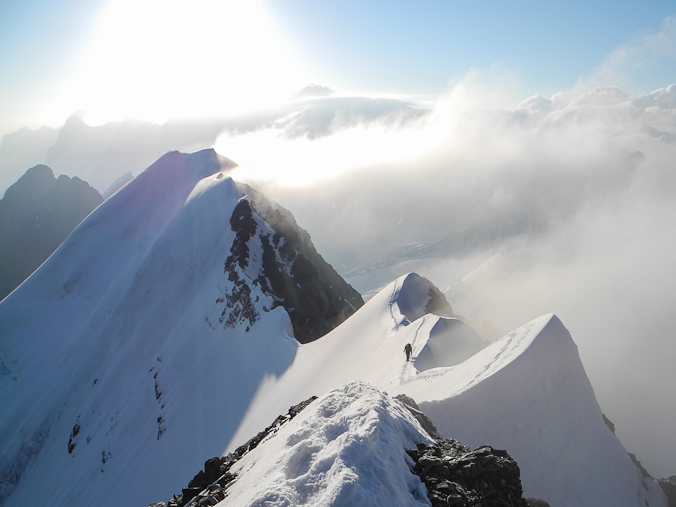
xmin=57 ymin=0 xmax=309 ymax=125
xmin=214 ymin=121 xmax=439 ymax=187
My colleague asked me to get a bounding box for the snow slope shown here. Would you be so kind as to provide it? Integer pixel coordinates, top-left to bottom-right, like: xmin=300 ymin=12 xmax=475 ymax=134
xmin=0 ymin=149 xmax=356 ymax=506
xmin=225 ymin=382 xmax=432 ymax=507
xmin=0 ymin=149 xmax=666 ymax=507
xmin=229 ymin=274 xmax=668 ymax=507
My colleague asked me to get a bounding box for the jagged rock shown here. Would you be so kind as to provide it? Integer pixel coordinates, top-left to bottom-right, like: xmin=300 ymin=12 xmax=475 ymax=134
xmin=153 ymin=396 xmax=317 ymax=507
xmin=394 ymin=393 xmax=443 ymax=440
xmin=399 ymin=391 xmax=530 ymax=507
xmin=407 ymin=440 xmax=528 ymax=507
xmin=628 ymin=452 xmax=652 ymax=479
xmin=602 ymin=413 xmax=616 ymax=434
xmin=524 ymin=498 xmax=551 ymax=507
xmin=225 ymin=184 xmax=364 ymax=343
xmin=659 ymin=476 xmax=676 ymax=507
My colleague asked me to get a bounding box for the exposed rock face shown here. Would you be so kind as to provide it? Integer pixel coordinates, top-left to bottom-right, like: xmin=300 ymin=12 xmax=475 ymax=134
xmin=0 ymin=165 xmax=102 ymax=300
xmin=398 ymin=393 xmax=532 ymax=507
xmin=224 ymin=184 xmax=364 ymax=343
xmin=406 ymin=441 xmax=528 ymax=507
xmin=152 ymin=396 xmax=317 ymax=507
xmin=658 ymin=476 xmax=676 ymax=507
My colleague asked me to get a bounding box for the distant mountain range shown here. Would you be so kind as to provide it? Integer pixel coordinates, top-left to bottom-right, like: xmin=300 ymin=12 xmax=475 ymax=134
xmin=0 ymin=164 xmax=102 ymax=301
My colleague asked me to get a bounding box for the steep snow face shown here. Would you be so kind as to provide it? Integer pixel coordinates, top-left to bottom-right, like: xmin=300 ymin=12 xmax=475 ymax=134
xmin=224 ymin=382 xmax=432 ymax=507
xmin=405 ymin=315 xmax=668 ymax=507
xmin=0 ymin=149 xmax=361 ymax=507
xmin=414 ymin=318 xmax=486 ymax=372
xmin=389 ymin=272 xmax=454 ymax=327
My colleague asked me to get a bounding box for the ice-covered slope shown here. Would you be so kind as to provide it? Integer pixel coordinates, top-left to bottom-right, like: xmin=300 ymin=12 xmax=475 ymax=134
xmin=0 ymin=149 xmax=361 ymax=507
xmin=230 ymin=274 xmax=668 ymax=507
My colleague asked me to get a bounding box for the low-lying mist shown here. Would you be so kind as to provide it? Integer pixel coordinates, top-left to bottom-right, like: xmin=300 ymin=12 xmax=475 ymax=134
xmin=226 ymin=77 xmax=676 ymax=477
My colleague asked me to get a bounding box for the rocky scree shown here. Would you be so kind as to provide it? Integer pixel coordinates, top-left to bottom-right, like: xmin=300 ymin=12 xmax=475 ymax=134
xmin=148 ymin=396 xmax=317 ymax=507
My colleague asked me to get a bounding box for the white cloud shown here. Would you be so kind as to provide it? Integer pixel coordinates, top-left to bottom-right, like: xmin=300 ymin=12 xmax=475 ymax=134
xmin=580 ymin=15 xmax=676 ymax=91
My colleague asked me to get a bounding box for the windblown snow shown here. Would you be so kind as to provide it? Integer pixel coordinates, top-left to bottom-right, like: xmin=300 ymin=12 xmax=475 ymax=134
xmin=0 ymin=149 xmax=668 ymax=507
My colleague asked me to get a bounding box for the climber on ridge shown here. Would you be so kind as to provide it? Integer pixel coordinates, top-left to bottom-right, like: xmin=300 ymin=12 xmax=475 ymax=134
xmin=404 ymin=343 xmax=412 ymax=362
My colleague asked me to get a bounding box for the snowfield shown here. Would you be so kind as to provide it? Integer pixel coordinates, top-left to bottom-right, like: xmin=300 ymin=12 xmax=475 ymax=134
xmin=0 ymin=149 xmax=668 ymax=507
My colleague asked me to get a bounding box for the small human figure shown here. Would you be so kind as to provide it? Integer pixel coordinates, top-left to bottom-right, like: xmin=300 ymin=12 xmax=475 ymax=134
xmin=404 ymin=343 xmax=412 ymax=362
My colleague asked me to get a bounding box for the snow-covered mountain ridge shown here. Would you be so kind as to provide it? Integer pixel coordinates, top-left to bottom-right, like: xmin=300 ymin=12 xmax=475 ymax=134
xmin=0 ymin=149 xmax=362 ymax=506
xmin=0 ymin=149 xmax=669 ymax=507
xmin=156 ymin=382 xmax=534 ymax=507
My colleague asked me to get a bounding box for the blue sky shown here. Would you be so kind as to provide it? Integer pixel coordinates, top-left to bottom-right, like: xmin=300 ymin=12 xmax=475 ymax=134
xmin=1 ymin=0 xmax=675 ymax=136
xmin=267 ymin=0 xmax=676 ymax=96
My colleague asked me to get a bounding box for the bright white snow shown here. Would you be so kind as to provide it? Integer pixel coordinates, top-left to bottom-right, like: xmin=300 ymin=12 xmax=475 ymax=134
xmin=0 ymin=149 xmax=667 ymax=507
xmin=224 ymin=382 xmax=432 ymax=507
xmin=229 ymin=276 xmax=668 ymax=507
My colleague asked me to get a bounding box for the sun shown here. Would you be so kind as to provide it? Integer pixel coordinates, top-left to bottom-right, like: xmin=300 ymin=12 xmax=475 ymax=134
xmin=57 ymin=0 xmax=309 ymax=126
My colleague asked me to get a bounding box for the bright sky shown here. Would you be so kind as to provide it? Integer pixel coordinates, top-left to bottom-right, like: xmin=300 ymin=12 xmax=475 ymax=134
xmin=0 ymin=0 xmax=675 ymax=137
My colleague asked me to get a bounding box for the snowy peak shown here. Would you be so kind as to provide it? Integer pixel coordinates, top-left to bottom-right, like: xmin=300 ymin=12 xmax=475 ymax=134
xmin=389 ymin=272 xmax=454 ymax=328
xmin=0 ymin=150 xmax=364 ymax=507
xmin=0 ymin=164 xmax=102 ymax=300
xmin=414 ymin=318 xmax=486 ymax=371
xmin=407 ymin=314 xmax=668 ymax=507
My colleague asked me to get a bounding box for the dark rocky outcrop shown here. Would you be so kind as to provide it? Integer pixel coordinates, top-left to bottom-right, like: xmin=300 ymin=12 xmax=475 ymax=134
xmin=628 ymin=452 xmax=652 ymax=479
xmin=658 ymin=476 xmax=676 ymax=507
xmin=602 ymin=412 xmax=616 ymax=434
xmin=406 ymin=441 xmax=528 ymax=507
xmin=152 ymin=396 xmax=317 ymax=507
xmin=219 ymin=184 xmax=364 ymax=343
xmin=152 ymin=390 xmax=545 ymax=507
xmin=0 ymin=165 xmax=102 ymax=300
xmin=398 ymin=393 xmax=540 ymax=507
